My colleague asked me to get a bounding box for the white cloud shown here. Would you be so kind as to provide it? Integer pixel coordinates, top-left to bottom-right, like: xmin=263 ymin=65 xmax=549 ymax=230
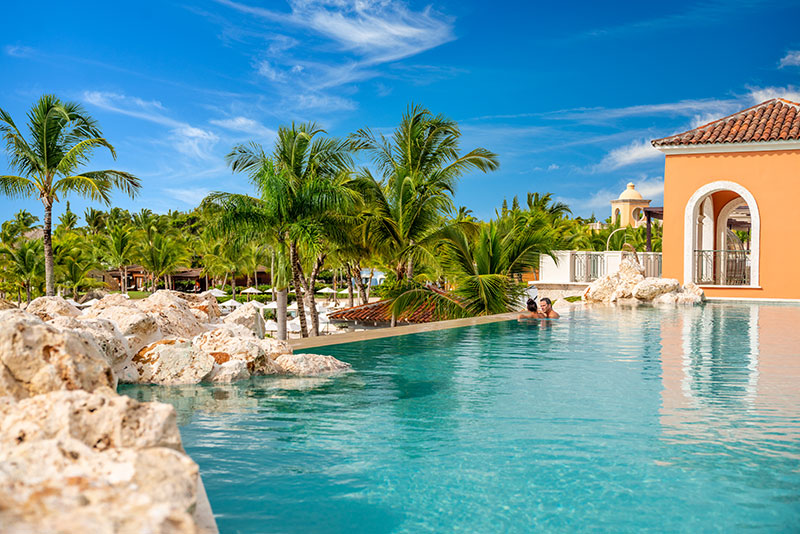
xmin=163 ymin=187 xmax=212 ymax=206
xmin=210 ymin=116 xmax=275 ymax=138
xmin=257 ymin=60 xmax=285 ymax=82
xmin=594 ymin=139 xmax=662 ymax=171
xmin=4 ymin=45 xmax=34 ymax=57
xmin=779 ymin=51 xmax=800 ymax=68
xmin=558 ymin=176 xmax=664 ymax=215
xmin=293 ymin=92 xmax=356 ymax=111
xmin=171 ymin=127 xmax=219 ymax=159
xmin=84 ymin=91 xmax=218 ymax=158
xmin=547 ymin=163 xmax=560 ymax=171
xmin=748 ymin=85 xmax=800 ymax=103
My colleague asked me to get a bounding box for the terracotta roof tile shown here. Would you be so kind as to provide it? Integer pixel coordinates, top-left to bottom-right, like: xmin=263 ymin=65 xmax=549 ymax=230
xmin=652 ymin=98 xmax=800 ymax=148
xmin=328 ymin=299 xmax=437 ymax=324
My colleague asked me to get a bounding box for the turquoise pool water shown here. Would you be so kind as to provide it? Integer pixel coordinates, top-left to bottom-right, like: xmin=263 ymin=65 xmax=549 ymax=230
xmin=122 ymin=303 xmax=800 ymax=533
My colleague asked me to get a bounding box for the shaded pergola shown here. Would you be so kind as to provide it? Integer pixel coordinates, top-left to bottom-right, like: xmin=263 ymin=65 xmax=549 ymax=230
xmin=643 ymin=207 xmax=663 ymax=252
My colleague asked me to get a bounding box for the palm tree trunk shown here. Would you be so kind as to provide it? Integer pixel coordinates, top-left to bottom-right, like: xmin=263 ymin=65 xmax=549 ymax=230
xmin=123 ymin=265 xmax=128 ymax=295
xmin=406 ymin=240 xmax=415 ymax=280
xmin=42 ymin=199 xmax=55 ymax=296
xmin=276 ymin=288 xmax=288 ymax=340
xmin=289 ymin=242 xmax=308 ymax=338
xmin=353 ymin=264 xmax=368 ymax=305
xmin=346 ymin=266 xmax=354 ymax=307
xmin=333 ymin=271 xmax=338 ymax=306
xmin=270 ymin=249 xmax=276 ymax=302
xmin=25 ymin=283 xmax=31 ymax=305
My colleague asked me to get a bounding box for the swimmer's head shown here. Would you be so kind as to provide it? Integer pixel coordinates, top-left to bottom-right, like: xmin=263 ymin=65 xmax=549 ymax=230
xmin=526 ymin=298 xmax=538 ymax=312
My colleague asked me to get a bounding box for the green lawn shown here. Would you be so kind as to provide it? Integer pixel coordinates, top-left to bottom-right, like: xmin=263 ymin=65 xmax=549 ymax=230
xmin=110 ymin=290 xmax=150 ymax=300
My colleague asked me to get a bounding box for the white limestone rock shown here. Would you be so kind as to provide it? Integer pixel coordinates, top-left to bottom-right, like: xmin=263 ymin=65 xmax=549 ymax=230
xmin=0 ymin=387 xmax=182 ymax=452
xmin=207 ymin=359 xmax=251 ymax=383
xmin=84 ymin=305 xmax=162 ymax=354
xmin=0 ymin=438 xmax=198 ymax=534
xmin=192 ymin=324 xmax=282 ymax=376
xmin=222 ymin=301 xmax=266 ymax=338
xmin=122 ymin=339 xmax=214 ymax=385
xmin=610 ymin=258 xmax=646 ymax=300
xmin=274 ymin=353 xmax=351 ymax=376
xmin=86 ymin=293 xmax=132 ymax=312
xmin=632 ymin=277 xmax=681 ymax=300
xmin=48 ymin=316 xmax=131 ymax=370
xmin=135 ymin=290 xmax=207 ymax=339
xmin=582 ymin=272 xmax=619 ymax=303
xmin=0 ymin=310 xmax=116 ymax=400
xmin=653 ymin=292 xmax=679 ymax=305
xmin=175 ymin=291 xmax=222 ymax=323
xmin=26 ymin=296 xmax=81 ymax=321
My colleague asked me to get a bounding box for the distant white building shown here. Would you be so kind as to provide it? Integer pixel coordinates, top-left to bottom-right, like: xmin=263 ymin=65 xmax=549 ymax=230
xmin=360 ymin=268 xmax=386 ymax=287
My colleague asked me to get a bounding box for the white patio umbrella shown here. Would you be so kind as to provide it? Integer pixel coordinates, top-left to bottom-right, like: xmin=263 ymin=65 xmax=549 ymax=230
xmin=250 ymin=300 xmax=267 ymax=309
xmin=262 ymin=288 xmax=273 ymax=293
xmin=241 ymin=287 xmax=262 ymax=294
xmin=265 ymin=301 xmax=279 ymax=310
xmin=287 ymin=302 xmax=298 ymax=311
xmin=317 ymin=287 xmax=336 ymax=294
xmin=264 ymin=319 xmax=278 ymax=332
xmin=286 ymin=318 xmax=302 ymax=333
xmin=206 ymin=288 xmax=227 ymax=298
xmin=337 ymin=289 xmax=349 ymax=295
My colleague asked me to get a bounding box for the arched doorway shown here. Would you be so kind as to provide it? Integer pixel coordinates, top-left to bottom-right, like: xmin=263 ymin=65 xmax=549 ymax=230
xmin=683 ymin=181 xmax=760 ymax=287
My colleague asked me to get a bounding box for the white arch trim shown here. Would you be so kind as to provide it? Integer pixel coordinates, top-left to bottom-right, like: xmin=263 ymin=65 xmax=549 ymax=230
xmin=683 ymin=180 xmax=760 ymax=287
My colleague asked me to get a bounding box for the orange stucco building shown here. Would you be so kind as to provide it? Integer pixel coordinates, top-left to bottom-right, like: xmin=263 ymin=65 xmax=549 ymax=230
xmin=652 ymin=98 xmax=800 ymax=301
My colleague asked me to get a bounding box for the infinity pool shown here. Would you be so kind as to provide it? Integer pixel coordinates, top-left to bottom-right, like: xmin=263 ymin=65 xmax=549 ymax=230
xmin=122 ymin=303 xmax=800 ymax=533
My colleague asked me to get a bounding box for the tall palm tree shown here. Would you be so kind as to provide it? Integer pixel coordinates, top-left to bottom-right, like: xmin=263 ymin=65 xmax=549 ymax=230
xmin=350 ymin=104 xmax=499 ymax=281
xmin=137 ymin=233 xmax=189 ymax=292
xmin=211 ymin=122 xmax=358 ymax=337
xmin=56 ymin=201 xmax=79 ymax=235
xmin=0 ymin=94 xmax=140 ymax=295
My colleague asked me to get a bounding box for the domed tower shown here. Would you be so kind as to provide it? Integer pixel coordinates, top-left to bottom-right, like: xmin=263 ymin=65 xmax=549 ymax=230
xmin=610 ymin=182 xmax=651 ymax=227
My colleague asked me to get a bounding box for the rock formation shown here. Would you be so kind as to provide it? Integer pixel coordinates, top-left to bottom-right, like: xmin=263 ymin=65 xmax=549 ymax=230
xmin=582 ymin=258 xmax=704 ymax=305
xmin=273 ymin=353 xmax=352 ymax=376
xmin=26 ymin=295 xmax=81 ymax=321
xmin=222 ymin=301 xmax=266 ymax=338
xmin=0 ymin=310 xmax=116 ymax=400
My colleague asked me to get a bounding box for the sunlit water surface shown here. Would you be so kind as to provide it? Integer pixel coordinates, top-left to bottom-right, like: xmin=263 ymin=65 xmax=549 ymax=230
xmin=122 ymin=303 xmax=800 ymax=533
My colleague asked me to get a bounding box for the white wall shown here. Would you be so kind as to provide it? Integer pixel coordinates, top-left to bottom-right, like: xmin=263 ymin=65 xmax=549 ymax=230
xmin=538 ymin=251 xmax=574 ymax=283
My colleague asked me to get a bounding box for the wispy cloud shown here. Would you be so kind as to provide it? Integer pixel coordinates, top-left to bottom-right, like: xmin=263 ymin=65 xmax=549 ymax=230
xmin=4 ymin=45 xmax=35 ymax=58
xmin=747 ymin=85 xmax=800 ymax=103
xmin=210 ymin=116 xmax=276 ymax=138
xmin=557 ymin=175 xmax=664 ymax=214
xmin=163 ymin=187 xmax=212 ymax=206
xmin=779 ymin=50 xmax=800 ymax=68
xmin=84 ymin=91 xmax=219 ymax=159
xmin=593 ymin=140 xmax=662 ymax=171
xmin=205 ymin=0 xmax=457 ymax=112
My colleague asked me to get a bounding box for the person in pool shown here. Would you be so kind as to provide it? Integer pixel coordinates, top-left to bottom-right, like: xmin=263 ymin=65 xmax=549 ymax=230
xmin=518 ymin=298 xmax=543 ymax=319
xmin=538 ymin=297 xmax=560 ymax=319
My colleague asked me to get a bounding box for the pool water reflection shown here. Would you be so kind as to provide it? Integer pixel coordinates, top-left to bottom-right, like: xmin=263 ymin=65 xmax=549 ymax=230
xmin=122 ymin=302 xmax=800 ymax=533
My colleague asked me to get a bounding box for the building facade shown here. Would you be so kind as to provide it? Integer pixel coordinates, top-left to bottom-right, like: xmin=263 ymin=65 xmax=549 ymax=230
xmin=652 ymin=98 xmax=800 ymax=300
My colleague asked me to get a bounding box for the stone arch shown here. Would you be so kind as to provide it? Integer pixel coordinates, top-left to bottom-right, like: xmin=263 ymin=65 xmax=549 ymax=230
xmin=684 ymin=181 xmax=760 ymax=286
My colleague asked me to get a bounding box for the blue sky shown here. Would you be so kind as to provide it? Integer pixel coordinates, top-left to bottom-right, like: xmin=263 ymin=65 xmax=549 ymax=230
xmin=1 ymin=0 xmax=799 ymax=222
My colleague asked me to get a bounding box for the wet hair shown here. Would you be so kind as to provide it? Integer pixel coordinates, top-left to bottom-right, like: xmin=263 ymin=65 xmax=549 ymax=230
xmin=540 ymin=297 xmax=552 ymax=307
xmin=526 ymin=298 xmax=538 ymax=312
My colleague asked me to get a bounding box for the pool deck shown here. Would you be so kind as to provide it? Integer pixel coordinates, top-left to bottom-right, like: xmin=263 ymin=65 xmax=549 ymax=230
xmin=290 ymin=312 xmax=518 ymax=350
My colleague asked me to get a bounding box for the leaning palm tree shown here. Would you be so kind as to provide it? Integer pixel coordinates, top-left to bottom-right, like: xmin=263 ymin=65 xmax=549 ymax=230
xmin=0 ymin=94 xmax=140 ymax=295
xmin=394 ymin=214 xmax=558 ymax=318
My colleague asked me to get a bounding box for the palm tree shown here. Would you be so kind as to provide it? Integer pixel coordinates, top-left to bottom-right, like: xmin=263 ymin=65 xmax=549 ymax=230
xmin=0 ymin=239 xmax=44 ymax=304
xmin=394 ymin=214 xmax=557 ymax=318
xmin=97 ymin=223 xmax=135 ymax=294
xmin=56 ymin=201 xmax=79 ymax=235
xmin=211 ymin=122 xmax=358 ymax=337
xmin=84 ymin=207 xmax=107 ymax=235
xmin=350 ymin=104 xmax=499 ymax=282
xmin=137 ymin=233 xmax=189 ymax=292
xmin=0 ymin=94 xmax=140 ymax=295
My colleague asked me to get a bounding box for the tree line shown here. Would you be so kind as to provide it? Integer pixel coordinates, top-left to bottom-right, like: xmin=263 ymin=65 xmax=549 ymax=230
xmin=1 ymin=95 xmax=662 ymax=340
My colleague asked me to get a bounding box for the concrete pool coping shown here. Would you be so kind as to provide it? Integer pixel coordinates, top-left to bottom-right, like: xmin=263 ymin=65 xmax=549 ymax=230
xmin=289 ymin=312 xmax=520 ymax=350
